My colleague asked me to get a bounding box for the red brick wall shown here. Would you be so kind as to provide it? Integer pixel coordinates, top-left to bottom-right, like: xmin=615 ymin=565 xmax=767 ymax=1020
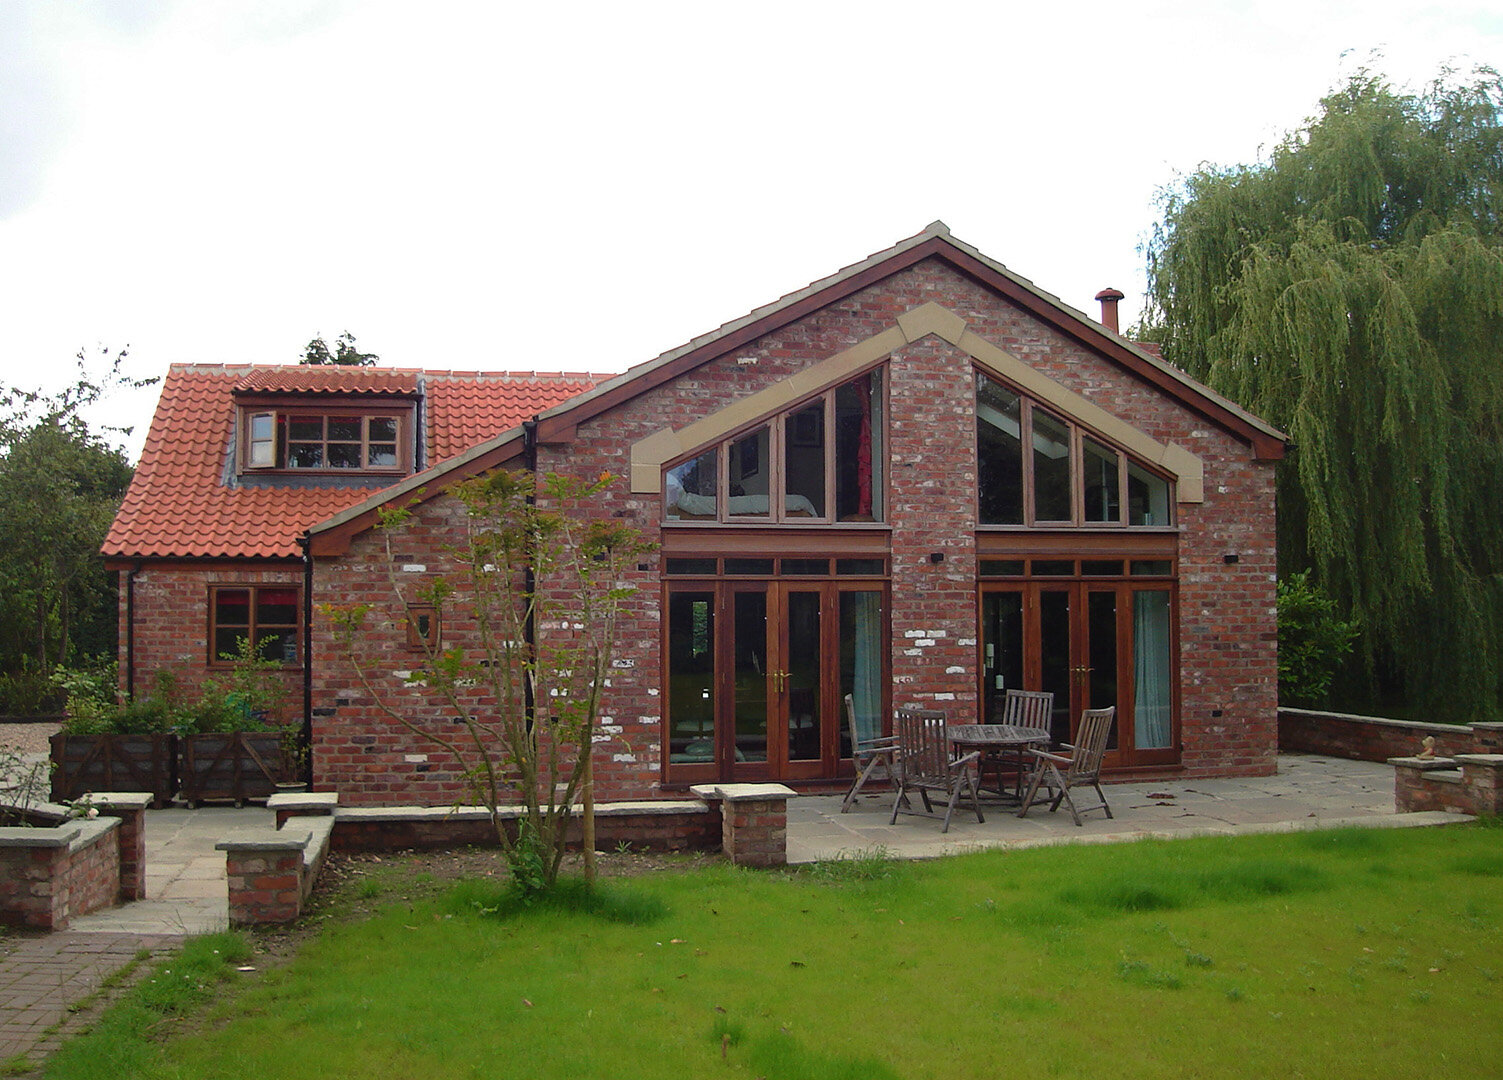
xmin=119 ymin=561 xmax=303 ymax=705
xmin=310 ymin=256 xmax=1279 ymax=804
xmin=1280 ymin=708 xmax=1477 ymax=762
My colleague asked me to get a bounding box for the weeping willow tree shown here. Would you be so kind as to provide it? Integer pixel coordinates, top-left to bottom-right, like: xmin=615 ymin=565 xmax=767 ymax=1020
xmin=1144 ymin=67 xmax=1503 ymax=720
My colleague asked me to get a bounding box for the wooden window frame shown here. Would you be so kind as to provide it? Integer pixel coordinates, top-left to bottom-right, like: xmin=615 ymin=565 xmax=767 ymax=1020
xmin=405 ymin=603 xmax=440 ymax=651
xmin=663 ymin=370 xmax=886 ymax=526
xmin=976 ymin=371 xmax=1175 ymax=530
xmin=238 ymin=404 xmax=413 ymax=476
xmin=207 ymin=584 xmax=301 ymax=669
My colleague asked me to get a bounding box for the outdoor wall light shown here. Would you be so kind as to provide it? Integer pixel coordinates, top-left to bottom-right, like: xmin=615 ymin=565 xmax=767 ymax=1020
xmin=1223 ymin=553 xmax=1240 ymax=564
xmin=929 ymin=551 xmax=945 ymax=564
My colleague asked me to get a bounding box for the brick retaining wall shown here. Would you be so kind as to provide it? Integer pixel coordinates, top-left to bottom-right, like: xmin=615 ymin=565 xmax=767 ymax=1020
xmin=1278 ymin=708 xmax=1494 ymax=762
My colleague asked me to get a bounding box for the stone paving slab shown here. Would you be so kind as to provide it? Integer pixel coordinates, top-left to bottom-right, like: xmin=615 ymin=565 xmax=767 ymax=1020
xmin=786 ymin=754 xmax=1458 ymax=862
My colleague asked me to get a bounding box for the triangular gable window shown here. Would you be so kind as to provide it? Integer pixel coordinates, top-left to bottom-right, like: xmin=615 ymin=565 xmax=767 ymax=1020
xmin=665 ymin=370 xmax=885 ymax=524
xmin=977 ymin=372 xmax=1173 ymax=527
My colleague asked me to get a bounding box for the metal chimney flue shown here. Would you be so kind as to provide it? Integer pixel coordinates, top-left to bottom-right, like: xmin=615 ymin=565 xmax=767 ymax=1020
xmin=1095 ymin=287 xmax=1125 ymax=334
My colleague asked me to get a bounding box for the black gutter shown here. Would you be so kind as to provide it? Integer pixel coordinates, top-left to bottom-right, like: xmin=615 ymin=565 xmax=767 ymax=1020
xmin=522 ymin=420 xmax=538 ymax=727
xmin=125 ymin=562 xmax=141 ymax=700
xmin=298 ymin=532 xmax=314 ymax=786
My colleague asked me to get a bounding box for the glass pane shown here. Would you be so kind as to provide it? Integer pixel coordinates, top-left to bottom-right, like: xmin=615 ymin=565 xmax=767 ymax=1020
xmin=1082 ymin=438 xmax=1121 ymax=523
xmin=213 ymin=629 xmax=244 ymax=662
xmin=665 ymin=558 xmax=717 ymax=576
xmin=784 ymin=403 xmax=825 ymax=517
xmin=976 ymin=376 xmax=1023 ymax=524
xmin=982 ymin=591 xmax=1024 ymax=723
xmin=1130 ymin=559 xmax=1173 ymax=576
xmin=1032 ymin=560 xmax=1074 ymax=576
xmin=786 ymin=592 xmax=822 ymax=761
xmin=1088 ymin=591 xmax=1119 ymax=749
xmin=1082 ymin=560 xmax=1124 ymax=576
xmin=780 ymin=559 xmax=828 ymax=576
xmin=666 ymin=450 xmax=717 ymax=520
xmin=368 ymin=444 xmax=398 ymax=467
xmin=248 ymin=414 xmax=275 ymax=467
xmin=836 ymin=558 xmax=886 ymax=576
xmin=288 ymin=418 xmax=323 ymax=441
xmin=256 ymin=628 xmax=299 ymax=665
xmin=835 ymin=373 xmax=882 ymax=521
xmin=328 ymin=418 xmax=361 ymax=441
xmin=368 ymin=417 xmax=398 ymax=441
xmin=257 ymin=591 xmax=299 ymax=627
xmin=839 ymin=591 xmax=884 ymax=756
xmin=1128 ymin=461 xmax=1172 ymax=526
xmin=979 ymin=560 xmax=1025 ymax=577
xmin=327 ymin=443 xmax=361 ymax=469
xmin=214 ymin=589 xmax=250 ymax=626
xmin=1133 ymin=590 xmax=1174 ymax=749
xmin=724 ymin=558 xmax=774 ymax=576
xmin=728 ymin=428 xmax=770 ymax=517
xmin=667 ymin=592 xmax=716 ymax=764
xmin=287 ymin=443 xmax=323 ymax=469
xmin=732 ymin=591 xmax=768 ymax=763
xmin=1039 ymin=591 xmax=1072 ymax=743
xmin=1032 ymin=409 xmax=1072 ymax=521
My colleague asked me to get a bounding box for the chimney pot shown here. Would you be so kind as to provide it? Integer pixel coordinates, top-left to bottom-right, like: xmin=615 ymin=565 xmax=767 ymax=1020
xmin=1095 ymin=287 xmax=1125 ymax=334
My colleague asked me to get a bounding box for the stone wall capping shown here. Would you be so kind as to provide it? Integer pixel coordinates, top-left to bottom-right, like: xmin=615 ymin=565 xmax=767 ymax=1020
xmin=1386 ymin=756 xmax=1458 ymax=769
xmin=92 ymin=792 xmax=153 ymax=811
xmin=267 ymin=791 xmax=339 ymax=813
xmin=691 ymin=783 xmax=797 ymax=802
xmin=0 ymin=822 xmax=82 ymax=848
xmin=216 ymin=828 xmax=312 ymax=853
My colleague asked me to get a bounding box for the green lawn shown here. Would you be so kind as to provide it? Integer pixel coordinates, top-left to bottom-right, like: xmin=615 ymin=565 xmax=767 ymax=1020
xmin=45 ymin=823 xmax=1503 ymax=1079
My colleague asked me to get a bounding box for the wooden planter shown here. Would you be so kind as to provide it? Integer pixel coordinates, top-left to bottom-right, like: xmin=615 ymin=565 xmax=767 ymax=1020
xmin=50 ymin=733 xmax=178 ymax=809
xmin=179 ymin=732 xmax=291 ymax=807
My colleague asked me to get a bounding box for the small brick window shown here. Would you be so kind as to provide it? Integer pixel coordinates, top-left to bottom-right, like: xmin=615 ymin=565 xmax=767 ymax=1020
xmin=210 ymin=586 xmax=300 ymax=666
xmin=406 ymin=604 xmax=440 ymax=651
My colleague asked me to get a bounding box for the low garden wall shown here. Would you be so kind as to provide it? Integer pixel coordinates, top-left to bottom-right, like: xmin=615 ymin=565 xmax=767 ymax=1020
xmin=0 ymin=793 xmax=150 ymax=930
xmin=1278 ymin=708 xmax=1503 ymax=762
xmin=223 ymin=786 xmax=792 ymax=925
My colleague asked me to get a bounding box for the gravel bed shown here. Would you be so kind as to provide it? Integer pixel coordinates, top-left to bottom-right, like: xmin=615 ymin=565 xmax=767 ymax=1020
xmin=0 ymin=720 xmax=60 ymax=757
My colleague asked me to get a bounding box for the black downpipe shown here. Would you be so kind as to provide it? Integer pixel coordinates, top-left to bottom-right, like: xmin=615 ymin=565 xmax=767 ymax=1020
xmin=125 ymin=562 xmax=141 ymax=700
xmin=522 ymin=421 xmax=539 ymax=727
xmin=298 ymin=533 xmax=314 ymax=786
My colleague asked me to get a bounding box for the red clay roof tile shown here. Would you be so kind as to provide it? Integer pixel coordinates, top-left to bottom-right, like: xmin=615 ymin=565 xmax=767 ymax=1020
xmin=103 ymin=365 xmax=603 ymax=560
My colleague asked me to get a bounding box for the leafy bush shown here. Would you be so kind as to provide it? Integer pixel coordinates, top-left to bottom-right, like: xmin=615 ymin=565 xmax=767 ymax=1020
xmin=1278 ymin=570 xmax=1360 ymax=705
xmin=54 ymin=640 xmax=291 ymax=736
xmin=0 ymin=667 xmax=65 ymax=716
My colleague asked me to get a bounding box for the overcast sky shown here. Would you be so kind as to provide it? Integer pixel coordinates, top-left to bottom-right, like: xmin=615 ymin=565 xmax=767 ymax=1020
xmin=2 ymin=0 xmax=1499 ymax=461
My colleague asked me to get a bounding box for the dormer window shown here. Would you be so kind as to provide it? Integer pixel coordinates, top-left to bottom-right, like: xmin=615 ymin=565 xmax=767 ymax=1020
xmin=664 ymin=370 xmax=885 ymax=524
xmin=240 ymin=405 xmax=413 ymax=475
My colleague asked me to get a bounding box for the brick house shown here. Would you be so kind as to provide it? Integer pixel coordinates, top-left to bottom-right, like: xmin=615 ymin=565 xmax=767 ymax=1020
xmin=105 ymin=223 xmax=1285 ymax=806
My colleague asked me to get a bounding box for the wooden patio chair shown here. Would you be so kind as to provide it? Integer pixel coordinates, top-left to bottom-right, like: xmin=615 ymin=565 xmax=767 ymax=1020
xmin=1017 ymin=705 xmax=1116 ymax=826
xmin=979 ymin=689 xmax=1055 ymax=797
xmin=840 ymin=693 xmax=906 ymax=812
xmin=890 ymin=706 xmax=983 ymax=833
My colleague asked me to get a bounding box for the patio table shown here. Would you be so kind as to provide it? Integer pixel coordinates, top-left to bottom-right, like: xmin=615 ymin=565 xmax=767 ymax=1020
xmin=947 ymin=723 xmax=1051 ymax=802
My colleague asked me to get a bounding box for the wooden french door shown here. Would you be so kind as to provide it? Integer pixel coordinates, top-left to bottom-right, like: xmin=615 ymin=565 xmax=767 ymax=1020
xmin=980 ymin=580 xmax=1177 ymax=768
xmin=666 ymin=579 xmax=887 ymax=784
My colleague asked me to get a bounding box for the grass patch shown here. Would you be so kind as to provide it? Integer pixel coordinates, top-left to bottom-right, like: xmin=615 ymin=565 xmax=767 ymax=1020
xmin=38 ymin=824 xmax=1503 ymax=1079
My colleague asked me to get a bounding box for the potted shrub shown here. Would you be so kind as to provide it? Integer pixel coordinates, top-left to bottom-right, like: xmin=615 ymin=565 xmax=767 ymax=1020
xmin=49 ymin=663 xmax=179 ymax=808
xmin=177 ymin=638 xmax=300 ymax=807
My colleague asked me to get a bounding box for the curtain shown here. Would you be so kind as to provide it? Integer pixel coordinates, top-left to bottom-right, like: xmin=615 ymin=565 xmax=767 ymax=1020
xmin=1133 ymin=590 xmax=1172 ymax=749
xmin=850 ymin=591 xmax=882 ymax=744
